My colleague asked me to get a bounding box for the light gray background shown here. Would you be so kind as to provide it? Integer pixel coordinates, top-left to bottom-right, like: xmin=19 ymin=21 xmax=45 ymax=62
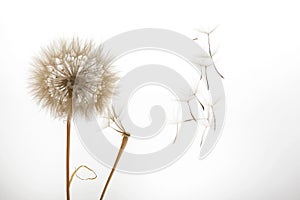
xmin=0 ymin=0 xmax=299 ymax=199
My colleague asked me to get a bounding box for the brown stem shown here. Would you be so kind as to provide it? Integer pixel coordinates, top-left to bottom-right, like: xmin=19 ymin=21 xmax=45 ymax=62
xmin=100 ymin=135 xmax=129 ymax=200
xmin=66 ymin=116 xmax=71 ymax=200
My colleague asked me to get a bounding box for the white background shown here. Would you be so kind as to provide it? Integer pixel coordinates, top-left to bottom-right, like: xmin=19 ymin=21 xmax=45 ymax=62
xmin=1 ymin=0 xmax=300 ymax=199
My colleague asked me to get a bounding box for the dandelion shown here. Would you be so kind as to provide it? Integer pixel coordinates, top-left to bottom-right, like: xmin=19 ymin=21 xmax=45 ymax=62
xmin=29 ymin=38 xmax=118 ymax=200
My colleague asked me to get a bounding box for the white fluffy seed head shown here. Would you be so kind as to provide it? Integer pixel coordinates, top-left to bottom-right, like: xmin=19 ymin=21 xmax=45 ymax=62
xmin=29 ymin=38 xmax=118 ymax=119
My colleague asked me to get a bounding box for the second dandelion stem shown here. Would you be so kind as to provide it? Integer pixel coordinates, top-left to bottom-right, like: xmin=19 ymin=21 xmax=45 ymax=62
xmin=100 ymin=135 xmax=129 ymax=200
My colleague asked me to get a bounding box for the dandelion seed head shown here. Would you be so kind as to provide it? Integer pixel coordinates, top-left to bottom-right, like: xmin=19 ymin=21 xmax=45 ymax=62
xmin=30 ymin=38 xmax=118 ymax=119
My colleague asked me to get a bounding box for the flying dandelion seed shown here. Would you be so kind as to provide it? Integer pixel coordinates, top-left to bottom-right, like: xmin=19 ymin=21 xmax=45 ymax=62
xmin=29 ymin=37 xmax=118 ymax=200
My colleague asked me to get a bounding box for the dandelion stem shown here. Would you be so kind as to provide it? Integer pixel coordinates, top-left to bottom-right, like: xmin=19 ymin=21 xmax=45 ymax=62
xmin=100 ymin=135 xmax=129 ymax=200
xmin=66 ymin=113 xmax=71 ymax=200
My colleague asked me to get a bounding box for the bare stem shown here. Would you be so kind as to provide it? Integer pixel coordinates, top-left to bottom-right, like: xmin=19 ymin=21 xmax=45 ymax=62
xmin=66 ymin=115 xmax=71 ymax=200
xmin=100 ymin=135 xmax=129 ymax=200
